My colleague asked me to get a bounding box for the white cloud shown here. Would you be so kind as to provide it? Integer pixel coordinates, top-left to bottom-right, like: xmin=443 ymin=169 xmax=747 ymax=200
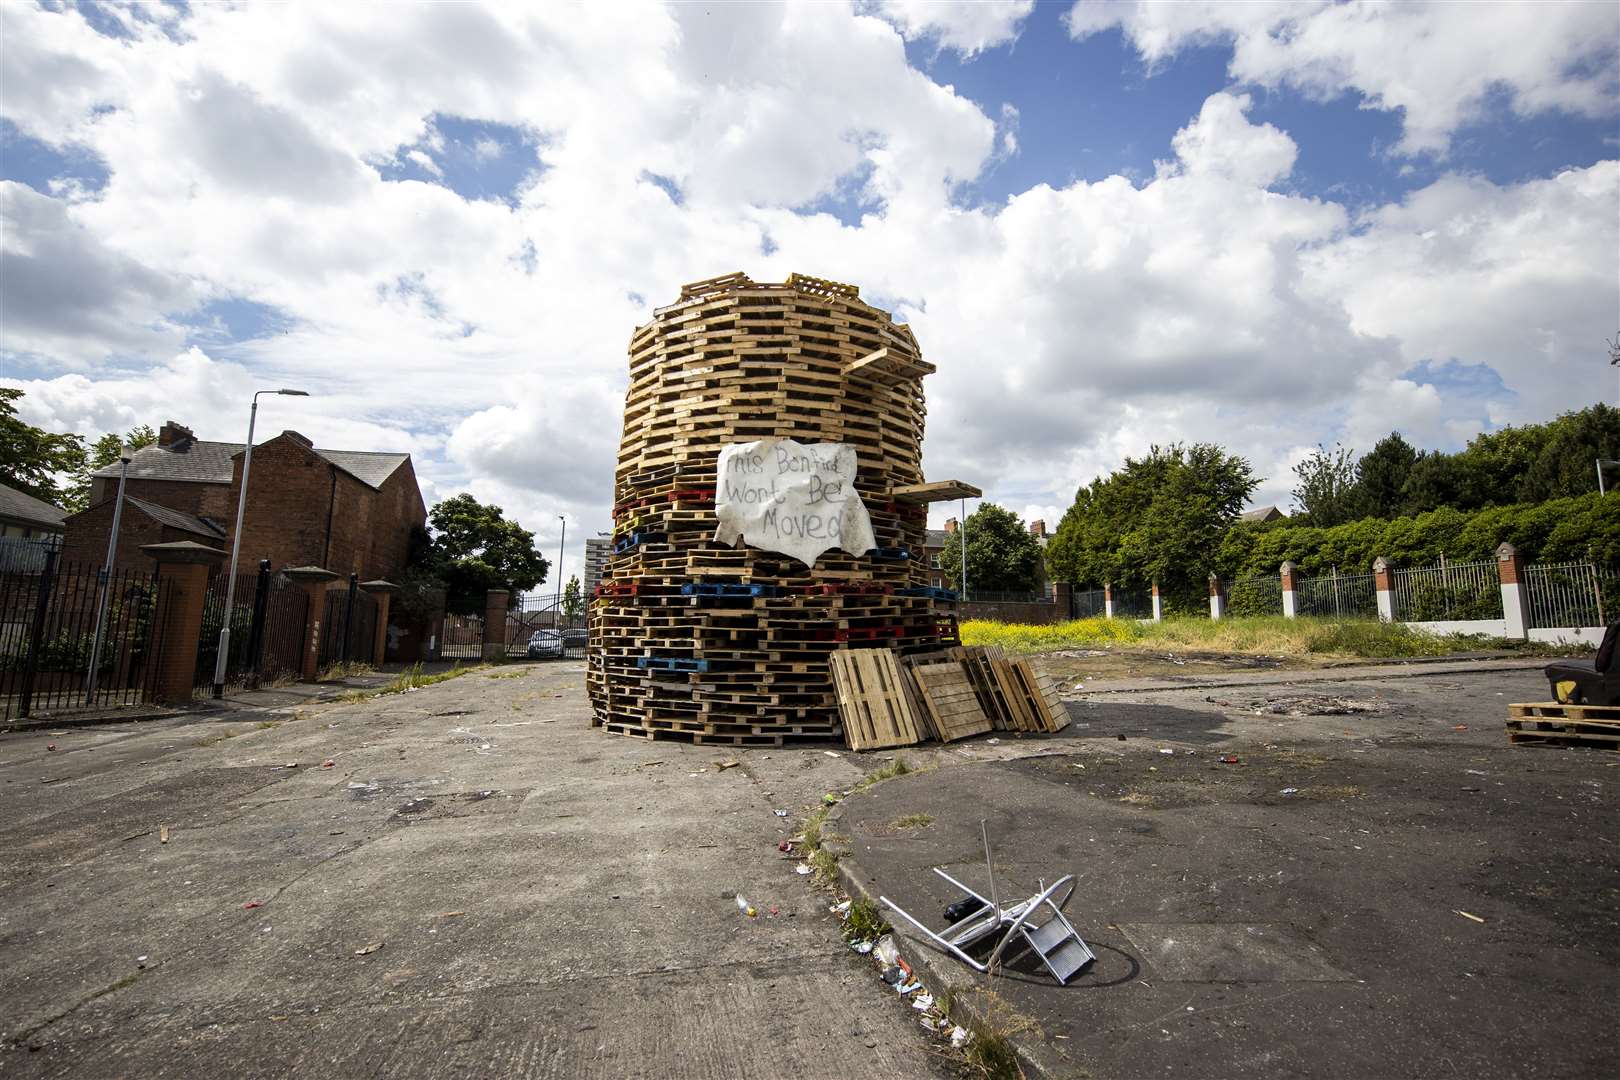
xmin=873 ymin=0 xmax=1035 ymax=57
xmin=1067 ymin=0 xmax=1620 ymax=155
xmin=1 ymin=0 xmax=1615 ymax=570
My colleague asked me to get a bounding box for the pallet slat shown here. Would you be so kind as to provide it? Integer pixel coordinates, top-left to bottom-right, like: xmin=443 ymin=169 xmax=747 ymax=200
xmin=1504 ymin=701 xmax=1620 ymax=752
xmin=829 ymin=650 xmax=925 ymax=750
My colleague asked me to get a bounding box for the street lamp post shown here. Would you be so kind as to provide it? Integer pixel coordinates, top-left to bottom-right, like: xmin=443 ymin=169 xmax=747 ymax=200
xmin=84 ymin=448 xmax=134 ymax=706
xmin=959 ymin=496 xmax=968 ymax=600
xmin=556 ymin=515 xmax=566 ymax=624
xmin=213 ymin=388 xmax=310 ymax=698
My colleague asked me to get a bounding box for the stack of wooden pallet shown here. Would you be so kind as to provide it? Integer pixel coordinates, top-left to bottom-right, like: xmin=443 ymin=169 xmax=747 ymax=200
xmin=824 ymin=645 xmax=1070 ymax=751
xmin=588 ymin=272 xmax=970 ymax=746
xmin=1505 ymin=702 xmax=1620 ymax=750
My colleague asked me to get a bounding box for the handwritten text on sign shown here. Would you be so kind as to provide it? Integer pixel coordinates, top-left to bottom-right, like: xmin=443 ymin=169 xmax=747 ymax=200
xmin=713 ymin=439 xmax=876 ymax=566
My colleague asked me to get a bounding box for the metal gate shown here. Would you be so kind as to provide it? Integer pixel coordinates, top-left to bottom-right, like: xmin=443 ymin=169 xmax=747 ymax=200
xmin=193 ymin=561 xmax=312 ymax=696
xmin=317 ymin=575 xmax=377 ymax=669
xmin=2 ymin=549 xmax=169 ymax=721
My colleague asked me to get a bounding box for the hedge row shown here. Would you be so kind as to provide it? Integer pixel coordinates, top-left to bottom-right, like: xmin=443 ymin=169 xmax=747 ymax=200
xmin=1216 ymin=491 xmax=1619 ymax=580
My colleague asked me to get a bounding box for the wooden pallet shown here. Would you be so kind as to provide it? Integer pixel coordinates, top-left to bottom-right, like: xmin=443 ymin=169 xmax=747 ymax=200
xmin=910 ymin=662 xmax=993 ymax=742
xmin=1506 ymin=702 xmax=1620 ymax=750
xmin=947 ymin=645 xmax=1018 ymax=730
xmin=829 ymin=649 xmax=925 ymax=751
xmin=1002 ymin=658 xmax=1070 ymax=734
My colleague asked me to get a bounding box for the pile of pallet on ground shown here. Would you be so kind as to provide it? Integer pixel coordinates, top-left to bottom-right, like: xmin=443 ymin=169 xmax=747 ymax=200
xmin=828 ymin=644 xmax=1070 ymax=750
xmin=1505 ymin=702 xmax=1620 ymax=751
xmin=588 ymin=272 xmax=973 ymax=747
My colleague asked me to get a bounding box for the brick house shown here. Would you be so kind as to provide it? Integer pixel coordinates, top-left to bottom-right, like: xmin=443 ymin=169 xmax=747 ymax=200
xmin=62 ymin=421 xmax=426 ymax=579
xmin=920 ymin=517 xmax=1052 ymax=594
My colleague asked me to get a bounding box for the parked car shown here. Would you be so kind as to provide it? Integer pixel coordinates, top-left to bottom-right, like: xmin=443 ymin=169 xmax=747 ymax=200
xmin=526 ymin=628 xmax=588 ymax=659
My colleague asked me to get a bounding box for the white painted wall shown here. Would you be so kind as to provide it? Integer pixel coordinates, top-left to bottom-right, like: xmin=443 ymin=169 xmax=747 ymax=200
xmin=1528 ymin=626 xmax=1606 ymax=646
xmin=1402 ymin=619 xmax=1508 ymax=637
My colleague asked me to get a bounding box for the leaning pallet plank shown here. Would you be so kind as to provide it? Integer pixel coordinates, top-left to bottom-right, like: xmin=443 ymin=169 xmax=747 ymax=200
xmin=948 ymin=645 xmax=1017 ymax=730
xmin=1014 ymin=661 xmax=1071 ymax=734
xmin=989 ymin=658 xmax=1039 ymax=732
xmin=829 ymin=650 xmax=924 ymax=751
xmin=910 ymin=663 xmax=994 ymax=742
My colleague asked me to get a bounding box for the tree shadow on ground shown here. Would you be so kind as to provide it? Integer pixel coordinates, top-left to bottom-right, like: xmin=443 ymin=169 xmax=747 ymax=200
xmin=1042 ymin=701 xmax=1233 ymax=747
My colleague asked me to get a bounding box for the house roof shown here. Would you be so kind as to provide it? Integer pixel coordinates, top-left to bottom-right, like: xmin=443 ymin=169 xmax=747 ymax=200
xmin=125 ymin=496 xmax=228 ymax=540
xmin=93 ymin=436 xmax=409 ymax=491
xmin=1241 ymin=505 xmax=1285 ymax=522
xmin=0 ymin=482 xmax=68 ymax=531
xmin=923 ymin=529 xmax=951 ymax=549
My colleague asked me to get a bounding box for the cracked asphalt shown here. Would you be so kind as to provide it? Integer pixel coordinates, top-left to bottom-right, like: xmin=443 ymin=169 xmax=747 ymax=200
xmin=0 ymin=663 xmax=954 ymax=1079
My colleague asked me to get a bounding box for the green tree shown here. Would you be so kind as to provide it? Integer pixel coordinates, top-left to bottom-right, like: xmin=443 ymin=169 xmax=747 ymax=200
xmin=1291 ymin=443 xmax=1364 ymax=526
xmin=425 ymin=494 xmax=550 ymax=615
xmin=62 ymin=424 xmax=159 ymax=512
xmin=1518 ymin=402 xmax=1620 ymax=501
xmin=1398 ymin=450 xmax=1463 ymax=516
xmin=1356 ymin=433 xmax=1417 ymax=519
xmin=938 ymin=503 xmax=1043 ymax=595
xmin=561 ymin=575 xmax=583 ymax=619
xmin=1047 ymin=443 xmax=1257 ymax=612
xmin=0 ymin=388 xmax=83 ymax=506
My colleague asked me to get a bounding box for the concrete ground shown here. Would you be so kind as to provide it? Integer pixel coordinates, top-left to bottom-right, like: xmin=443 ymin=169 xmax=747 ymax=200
xmin=0 ymin=662 xmax=954 ymax=1079
xmin=830 ymin=662 xmax=1619 ymax=1079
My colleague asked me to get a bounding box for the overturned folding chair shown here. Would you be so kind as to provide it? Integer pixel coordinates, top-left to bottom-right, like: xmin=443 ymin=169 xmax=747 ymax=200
xmin=879 ymin=822 xmax=1096 ymax=985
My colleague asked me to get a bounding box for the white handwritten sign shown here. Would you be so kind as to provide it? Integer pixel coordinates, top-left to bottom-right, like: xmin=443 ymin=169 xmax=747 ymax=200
xmin=713 ymin=438 xmax=876 ymax=566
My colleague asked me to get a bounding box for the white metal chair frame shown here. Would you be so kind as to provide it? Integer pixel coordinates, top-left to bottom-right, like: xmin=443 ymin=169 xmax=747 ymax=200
xmin=877 ymin=823 xmax=1093 ymax=983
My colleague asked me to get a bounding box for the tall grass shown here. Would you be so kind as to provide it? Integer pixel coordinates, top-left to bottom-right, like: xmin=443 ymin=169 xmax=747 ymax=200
xmin=961 ymin=614 xmax=1559 ymax=659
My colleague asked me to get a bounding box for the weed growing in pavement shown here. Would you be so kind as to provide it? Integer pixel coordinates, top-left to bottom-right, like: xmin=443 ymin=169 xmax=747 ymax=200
xmin=940 ymin=988 xmax=1033 ymax=1080
xmin=486 ymin=669 xmax=527 ymax=679
xmin=842 ymin=897 xmax=890 ymax=942
xmin=317 ymin=660 xmax=376 ymax=681
xmin=333 ymin=663 xmax=484 ymax=703
xmin=892 ymin=812 xmax=934 ymax=828
xmin=855 ymin=754 xmax=912 ymax=791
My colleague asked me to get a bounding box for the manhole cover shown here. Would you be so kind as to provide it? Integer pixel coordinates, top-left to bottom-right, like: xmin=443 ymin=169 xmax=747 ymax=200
xmin=1117 ymin=923 xmax=1355 ymax=983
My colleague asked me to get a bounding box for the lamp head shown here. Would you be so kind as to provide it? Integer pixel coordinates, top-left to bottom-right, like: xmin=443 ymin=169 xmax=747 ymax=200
xmin=277 ymin=389 xmax=310 ymax=397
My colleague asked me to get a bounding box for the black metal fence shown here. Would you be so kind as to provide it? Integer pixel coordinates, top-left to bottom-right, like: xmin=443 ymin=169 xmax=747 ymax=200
xmin=192 ymin=561 xmax=310 ymax=697
xmin=1226 ymin=573 xmax=1283 ymax=617
xmin=317 ymin=575 xmax=377 ymax=669
xmin=1 ymin=551 xmax=169 ymax=722
xmin=1110 ymin=586 xmax=1153 ymax=619
xmin=1070 ymin=587 xmax=1106 ymax=619
xmin=1295 ymin=569 xmax=1379 ymax=619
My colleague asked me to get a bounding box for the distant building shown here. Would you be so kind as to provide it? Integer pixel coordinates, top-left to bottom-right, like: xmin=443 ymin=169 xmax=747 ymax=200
xmin=921 ymin=521 xmax=956 ymax=591
xmin=584 ymin=533 xmax=611 ymax=595
xmin=62 ymin=420 xmax=426 ymax=579
xmin=1241 ymin=505 xmax=1286 ymax=523
xmin=0 ymin=481 xmax=66 ymax=540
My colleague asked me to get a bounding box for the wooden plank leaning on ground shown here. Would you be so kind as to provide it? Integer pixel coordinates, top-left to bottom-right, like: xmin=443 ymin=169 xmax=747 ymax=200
xmin=947 ymin=645 xmax=1017 ymax=730
xmin=829 ymin=650 xmax=925 ymax=751
xmin=910 ymin=663 xmax=994 ymax=742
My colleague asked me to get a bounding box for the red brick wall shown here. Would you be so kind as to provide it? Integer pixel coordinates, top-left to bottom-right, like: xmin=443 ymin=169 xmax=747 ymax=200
xmin=87 ymin=477 xmax=231 ymax=520
xmin=227 ymin=435 xmax=425 ymax=581
xmin=60 ymin=501 xmax=222 ymax=572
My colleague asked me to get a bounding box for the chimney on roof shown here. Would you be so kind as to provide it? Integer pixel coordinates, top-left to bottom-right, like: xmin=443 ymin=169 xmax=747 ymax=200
xmin=158 ymin=421 xmax=194 ymax=448
xmin=280 ymin=430 xmax=314 ymax=449
xmin=944 ymin=517 xmax=958 ymax=534
xmin=1030 ymin=520 xmax=1046 ymax=537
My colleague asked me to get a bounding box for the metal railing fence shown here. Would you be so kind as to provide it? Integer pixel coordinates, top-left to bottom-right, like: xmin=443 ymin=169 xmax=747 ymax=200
xmin=1523 ymin=561 xmax=1609 ymax=629
xmin=1391 ymin=558 xmax=1502 ymax=622
xmin=1225 ymin=574 xmax=1283 ymax=617
xmin=1294 ymin=569 xmax=1379 ymax=619
xmin=1069 ymin=588 xmax=1106 ymax=619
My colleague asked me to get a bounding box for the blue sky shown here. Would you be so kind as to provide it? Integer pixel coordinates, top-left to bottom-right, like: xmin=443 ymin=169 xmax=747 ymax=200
xmin=2 ymin=0 xmax=1617 ymax=576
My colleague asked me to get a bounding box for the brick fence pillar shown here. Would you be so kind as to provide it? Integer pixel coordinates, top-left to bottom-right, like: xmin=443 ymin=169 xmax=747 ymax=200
xmin=1103 ymin=582 xmax=1114 ymax=620
xmin=482 ymin=588 xmax=510 ymax=662
xmin=1052 ymin=581 xmax=1072 ymax=620
xmin=1280 ymin=561 xmax=1298 ymax=618
xmin=361 ymin=580 xmax=400 ymax=666
xmin=1208 ymin=573 xmax=1225 ymax=620
xmin=141 ymin=541 xmax=227 ymax=705
xmin=1373 ymin=557 xmax=1395 ymax=622
xmin=1150 ymin=581 xmax=1162 ymax=622
xmin=283 ymin=566 xmax=340 ymax=680
xmin=1496 ymin=542 xmax=1529 ymax=639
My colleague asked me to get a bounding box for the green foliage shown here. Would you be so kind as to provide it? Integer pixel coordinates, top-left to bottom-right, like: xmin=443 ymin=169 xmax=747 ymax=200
xmin=1356 ymin=432 xmax=1417 ymax=519
xmin=561 ymin=575 xmax=583 ymax=618
xmin=1291 ymin=443 xmax=1364 ymax=526
xmin=939 ymin=503 xmax=1043 ymax=594
xmin=0 ymin=388 xmax=83 ymax=506
xmin=1216 ymin=491 xmax=1620 ymax=577
xmin=420 ymin=494 xmax=550 ymax=615
xmin=62 ymin=425 xmax=160 ymax=512
xmin=1047 ymin=443 xmax=1258 ymax=611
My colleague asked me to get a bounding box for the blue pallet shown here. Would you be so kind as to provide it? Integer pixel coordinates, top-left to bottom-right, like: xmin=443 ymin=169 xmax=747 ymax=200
xmin=614 ymin=532 xmax=664 ymax=553
xmin=866 ymin=547 xmax=912 ymax=561
xmin=680 ymin=583 xmax=782 ymax=598
xmin=897 ymin=586 xmax=959 ymax=601
xmin=636 ymin=656 xmax=711 ymax=673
